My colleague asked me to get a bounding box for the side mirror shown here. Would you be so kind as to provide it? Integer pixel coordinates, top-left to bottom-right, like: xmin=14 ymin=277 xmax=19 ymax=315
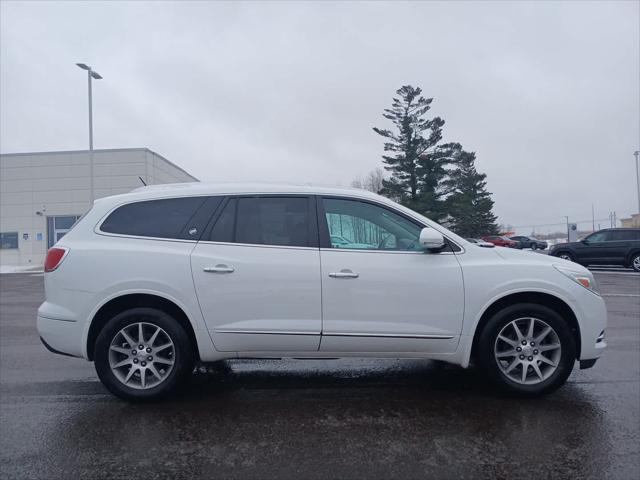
xmin=581 ymin=239 xmax=589 ymax=245
xmin=419 ymin=228 xmax=445 ymax=251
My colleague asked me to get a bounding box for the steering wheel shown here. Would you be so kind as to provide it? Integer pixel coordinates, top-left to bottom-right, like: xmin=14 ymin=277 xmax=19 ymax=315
xmin=378 ymin=235 xmax=391 ymax=250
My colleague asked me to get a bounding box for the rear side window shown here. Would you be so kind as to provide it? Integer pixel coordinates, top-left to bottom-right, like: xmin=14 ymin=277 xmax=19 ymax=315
xmin=207 ymin=196 xmax=313 ymax=247
xmin=101 ymin=197 xmax=208 ymax=239
xmin=609 ymin=230 xmax=639 ymax=241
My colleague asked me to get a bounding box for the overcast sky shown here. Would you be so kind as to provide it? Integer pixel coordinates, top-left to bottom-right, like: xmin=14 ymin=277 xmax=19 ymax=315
xmin=1 ymin=1 xmax=639 ymax=232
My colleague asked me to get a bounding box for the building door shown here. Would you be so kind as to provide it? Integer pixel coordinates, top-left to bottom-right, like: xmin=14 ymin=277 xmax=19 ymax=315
xmin=47 ymin=215 xmax=80 ymax=248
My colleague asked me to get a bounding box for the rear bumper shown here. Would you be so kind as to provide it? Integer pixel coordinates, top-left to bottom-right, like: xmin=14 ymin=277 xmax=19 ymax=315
xmin=36 ymin=314 xmax=84 ymax=358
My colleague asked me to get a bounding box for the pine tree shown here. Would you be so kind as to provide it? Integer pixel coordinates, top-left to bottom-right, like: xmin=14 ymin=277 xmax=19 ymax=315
xmin=443 ymin=146 xmax=499 ymax=237
xmin=372 ymin=85 xmax=452 ymax=220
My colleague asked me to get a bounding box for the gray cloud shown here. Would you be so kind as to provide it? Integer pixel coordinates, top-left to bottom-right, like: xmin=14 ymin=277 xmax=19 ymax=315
xmin=1 ymin=0 xmax=638 ymax=232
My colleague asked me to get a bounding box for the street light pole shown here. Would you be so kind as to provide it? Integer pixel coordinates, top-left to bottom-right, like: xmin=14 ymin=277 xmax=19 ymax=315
xmin=76 ymin=63 xmax=102 ymax=203
xmin=634 ymin=150 xmax=640 ymax=214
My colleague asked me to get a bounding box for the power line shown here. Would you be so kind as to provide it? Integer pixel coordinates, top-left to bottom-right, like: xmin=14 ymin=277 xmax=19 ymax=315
xmin=510 ymin=218 xmax=611 ymax=229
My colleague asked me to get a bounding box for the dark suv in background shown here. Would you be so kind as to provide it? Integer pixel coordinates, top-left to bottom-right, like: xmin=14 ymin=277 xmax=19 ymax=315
xmin=549 ymin=228 xmax=640 ymax=272
xmin=510 ymin=235 xmax=548 ymax=250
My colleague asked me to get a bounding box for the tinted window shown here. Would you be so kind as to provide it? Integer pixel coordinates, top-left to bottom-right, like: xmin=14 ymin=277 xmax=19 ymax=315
xmin=609 ymin=230 xmax=639 ymax=241
xmin=323 ymin=198 xmax=422 ymax=251
xmin=586 ymin=231 xmax=610 ymax=242
xmin=101 ymin=197 xmax=207 ymax=239
xmin=209 ymin=198 xmax=236 ymax=242
xmin=208 ymin=197 xmax=311 ymax=247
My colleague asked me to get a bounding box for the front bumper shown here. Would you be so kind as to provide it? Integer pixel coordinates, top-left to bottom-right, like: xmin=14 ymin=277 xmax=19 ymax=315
xmin=580 ymin=358 xmax=598 ymax=369
xmin=573 ymin=288 xmax=607 ymax=362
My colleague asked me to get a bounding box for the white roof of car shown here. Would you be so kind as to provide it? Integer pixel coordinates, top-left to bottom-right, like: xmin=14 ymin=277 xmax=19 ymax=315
xmin=117 ymin=182 xmax=383 ymax=202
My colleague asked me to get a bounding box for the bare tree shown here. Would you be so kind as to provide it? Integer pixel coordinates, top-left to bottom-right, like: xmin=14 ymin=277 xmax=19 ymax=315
xmin=351 ymin=168 xmax=385 ymax=194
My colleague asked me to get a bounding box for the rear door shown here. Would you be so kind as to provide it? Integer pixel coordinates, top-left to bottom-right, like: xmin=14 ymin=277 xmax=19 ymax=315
xmin=190 ymin=195 xmax=322 ymax=352
xmin=607 ymin=230 xmax=640 ymax=265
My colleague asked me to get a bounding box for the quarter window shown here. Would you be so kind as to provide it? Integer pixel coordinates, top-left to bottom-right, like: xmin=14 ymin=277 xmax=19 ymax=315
xmin=100 ymin=197 xmax=207 ymax=239
xmin=208 ymin=197 xmax=312 ymax=247
xmin=322 ymin=198 xmax=422 ymax=251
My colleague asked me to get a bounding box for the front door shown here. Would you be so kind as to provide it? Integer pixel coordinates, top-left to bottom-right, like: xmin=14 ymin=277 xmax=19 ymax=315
xmin=575 ymin=230 xmax=616 ymax=264
xmin=191 ymin=196 xmax=322 ymax=352
xmin=318 ymin=197 xmax=464 ymax=353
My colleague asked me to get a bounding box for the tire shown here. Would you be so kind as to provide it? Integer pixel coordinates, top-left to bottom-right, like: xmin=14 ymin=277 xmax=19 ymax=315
xmin=556 ymin=252 xmax=574 ymax=262
xmin=631 ymin=252 xmax=640 ymax=272
xmin=477 ymin=303 xmax=576 ymax=395
xmin=94 ymin=307 xmax=194 ymax=402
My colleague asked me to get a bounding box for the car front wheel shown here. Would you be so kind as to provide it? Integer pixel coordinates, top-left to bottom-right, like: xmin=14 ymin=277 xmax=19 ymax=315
xmin=94 ymin=307 xmax=194 ymax=401
xmin=557 ymin=252 xmax=574 ymax=262
xmin=477 ymin=303 xmax=576 ymax=395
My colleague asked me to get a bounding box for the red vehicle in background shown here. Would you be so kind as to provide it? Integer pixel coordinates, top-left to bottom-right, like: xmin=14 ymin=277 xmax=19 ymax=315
xmin=481 ymin=235 xmax=520 ymax=248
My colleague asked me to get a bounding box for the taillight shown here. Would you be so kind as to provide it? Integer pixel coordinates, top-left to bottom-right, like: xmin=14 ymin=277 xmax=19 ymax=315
xmin=44 ymin=247 xmax=68 ymax=272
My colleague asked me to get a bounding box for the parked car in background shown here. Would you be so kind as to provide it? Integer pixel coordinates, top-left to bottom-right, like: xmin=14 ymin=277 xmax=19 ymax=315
xmin=38 ymin=183 xmax=607 ymax=401
xmin=549 ymin=228 xmax=640 ymax=272
xmin=482 ymin=235 xmax=519 ymax=248
xmin=510 ymin=236 xmax=548 ymax=250
xmin=466 ymin=238 xmax=495 ymax=248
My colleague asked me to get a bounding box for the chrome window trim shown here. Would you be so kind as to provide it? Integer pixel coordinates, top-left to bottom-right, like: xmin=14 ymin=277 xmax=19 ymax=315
xmin=195 ymin=240 xmax=318 ymax=251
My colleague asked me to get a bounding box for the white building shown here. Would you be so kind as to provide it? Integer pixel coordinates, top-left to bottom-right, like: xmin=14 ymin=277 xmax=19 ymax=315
xmin=0 ymin=148 xmax=198 ymax=268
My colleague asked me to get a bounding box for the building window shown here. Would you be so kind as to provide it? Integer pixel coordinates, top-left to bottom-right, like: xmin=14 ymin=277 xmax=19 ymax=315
xmin=47 ymin=216 xmax=81 ymax=248
xmin=0 ymin=232 xmax=19 ymax=249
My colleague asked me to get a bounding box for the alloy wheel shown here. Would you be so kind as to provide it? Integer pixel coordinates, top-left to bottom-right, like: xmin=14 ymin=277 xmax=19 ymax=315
xmin=108 ymin=322 xmax=175 ymax=389
xmin=633 ymin=255 xmax=640 ymax=272
xmin=494 ymin=317 xmax=562 ymax=385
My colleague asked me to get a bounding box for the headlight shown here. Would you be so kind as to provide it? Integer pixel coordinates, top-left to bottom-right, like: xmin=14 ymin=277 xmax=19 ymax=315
xmin=553 ymin=264 xmax=600 ymax=295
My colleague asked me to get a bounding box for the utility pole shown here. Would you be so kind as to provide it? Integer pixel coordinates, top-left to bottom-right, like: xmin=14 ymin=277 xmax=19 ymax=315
xmin=76 ymin=63 xmax=102 ymax=203
xmin=591 ymin=204 xmax=595 ymax=232
xmin=564 ymin=216 xmax=569 ymax=241
xmin=635 ymin=151 xmax=640 ymax=214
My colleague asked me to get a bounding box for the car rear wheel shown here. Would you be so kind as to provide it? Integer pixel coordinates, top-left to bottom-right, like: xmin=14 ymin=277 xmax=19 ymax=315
xmin=94 ymin=307 xmax=194 ymax=401
xmin=477 ymin=303 xmax=576 ymax=395
xmin=631 ymin=253 xmax=640 ymax=272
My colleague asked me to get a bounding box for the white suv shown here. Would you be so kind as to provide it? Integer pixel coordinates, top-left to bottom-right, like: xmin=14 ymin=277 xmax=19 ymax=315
xmin=37 ymin=183 xmax=607 ymax=401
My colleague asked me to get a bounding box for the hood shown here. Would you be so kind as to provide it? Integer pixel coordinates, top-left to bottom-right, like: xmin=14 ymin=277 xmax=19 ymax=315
xmin=492 ymin=246 xmax=567 ymax=266
xmin=550 ymin=241 xmax=580 ymax=249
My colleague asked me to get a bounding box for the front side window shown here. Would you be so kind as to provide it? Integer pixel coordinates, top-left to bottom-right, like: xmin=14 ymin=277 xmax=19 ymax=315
xmin=100 ymin=197 xmax=207 ymax=239
xmin=586 ymin=231 xmax=610 ymax=243
xmin=323 ymin=198 xmax=422 ymax=251
xmin=208 ymin=196 xmax=312 ymax=247
xmin=0 ymin=232 xmax=18 ymax=249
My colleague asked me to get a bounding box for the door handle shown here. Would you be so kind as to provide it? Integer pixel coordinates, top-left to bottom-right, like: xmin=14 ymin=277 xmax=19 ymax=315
xmin=329 ymin=269 xmax=359 ymax=279
xmin=203 ymin=264 xmax=235 ymax=274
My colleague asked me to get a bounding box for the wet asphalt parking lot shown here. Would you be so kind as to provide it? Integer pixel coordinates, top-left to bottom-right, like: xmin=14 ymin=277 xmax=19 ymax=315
xmin=0 ymin=270 xmax=638 ymax=479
